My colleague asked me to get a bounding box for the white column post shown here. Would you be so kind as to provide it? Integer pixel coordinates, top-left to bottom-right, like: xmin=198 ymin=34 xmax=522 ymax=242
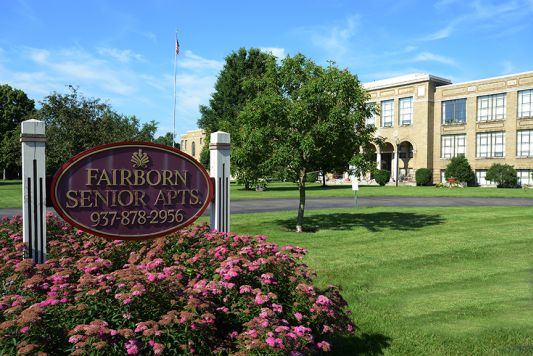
xmin=392 ymin=150 xmax=398 ymax=184
xmin=209 ymin=131 xmax=230 ymax=233
xmin=21 ymin=119 xmax=47 ymax=263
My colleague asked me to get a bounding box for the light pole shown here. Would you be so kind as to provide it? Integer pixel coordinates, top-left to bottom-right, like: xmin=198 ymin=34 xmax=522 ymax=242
xmin=396 ymin=141 xmax=400 ymax=187
xmin=393 ymin=131 xmax=399 ymax=187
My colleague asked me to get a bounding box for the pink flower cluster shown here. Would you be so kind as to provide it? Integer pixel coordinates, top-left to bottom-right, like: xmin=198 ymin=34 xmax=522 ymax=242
xmin=0 ymin=215 xmax=355 ymax=355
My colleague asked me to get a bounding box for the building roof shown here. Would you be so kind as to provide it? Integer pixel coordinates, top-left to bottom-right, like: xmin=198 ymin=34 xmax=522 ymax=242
xmin=363 ymin=73 xmax=452 ymax=90
xmin=436 ymin=70 xmax=533 ymax=88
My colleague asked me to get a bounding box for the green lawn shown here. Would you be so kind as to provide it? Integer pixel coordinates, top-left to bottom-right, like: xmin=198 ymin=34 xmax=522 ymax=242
xmin=227 ymin=206 xmax=533 ymax=355
xmin=0 ymin=180 xmax=22 ymax=208
xmin=2 ymin=180 xmax=533 ymax=209
xmin=231 ymin=182 xmax=533 ymax=200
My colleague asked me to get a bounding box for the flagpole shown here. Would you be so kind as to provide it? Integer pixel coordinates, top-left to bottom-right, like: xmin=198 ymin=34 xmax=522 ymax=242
xmin=172 ymin=30 xmax=178 ymax=148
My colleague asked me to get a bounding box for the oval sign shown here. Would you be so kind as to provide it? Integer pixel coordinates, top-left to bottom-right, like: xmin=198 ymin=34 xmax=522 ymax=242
xmin=51 ymin=142 xmax=213 ymax=240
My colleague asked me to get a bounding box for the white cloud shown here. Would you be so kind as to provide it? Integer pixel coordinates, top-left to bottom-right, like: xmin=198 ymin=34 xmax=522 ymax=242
xmin=142 ymin=31 xmax=157 ymax=42
xmin=97 ymin=47 xmax=144 ymax=63
xmin=299 ymin=15 xmax=360 ymax=58
xmin=501 ymin=60 xmax=516 ymax=74
xmin=413 ymin=51 xmax=456 ymax=66
xmin=177 ymin=50 xmax=224 ymax=72
xmin=260 ymin=47 xmax=286 ymax=58
xmin=0 ymin=45 xmax=222 ymax=136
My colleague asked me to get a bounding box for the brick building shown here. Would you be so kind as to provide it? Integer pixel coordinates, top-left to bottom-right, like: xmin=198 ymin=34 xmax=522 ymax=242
xmin=364 ymin=71 xmax=533 ymax=185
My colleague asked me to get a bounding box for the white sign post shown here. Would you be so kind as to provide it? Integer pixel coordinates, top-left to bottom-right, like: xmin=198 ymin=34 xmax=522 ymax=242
xmin=209 ymin=131 xmax=230 ymax=233
xmin=351 ymin=175 xmax=359 ymax=208
xmin=20 ymin=119 xmax=47 ymax=263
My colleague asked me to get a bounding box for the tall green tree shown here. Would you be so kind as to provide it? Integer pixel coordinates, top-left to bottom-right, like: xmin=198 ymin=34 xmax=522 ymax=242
xmin=154 ymin=132 xmax=179 ymax=148
xmin=240 ymin=54 xmax=376 ymax=232
xmin=198 ymin=48 xmax=276 ymax=189
xmin=0 ymin=84 xmax=36 ymax=178
xmin=37 ymin=87 xmax=157 ymax=174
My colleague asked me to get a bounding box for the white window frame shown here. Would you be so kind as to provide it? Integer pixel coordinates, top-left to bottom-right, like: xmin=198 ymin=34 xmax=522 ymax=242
xmin=442 ymin=98 xmax=467 ymax=125
xmin=518 ymin=90 xmax=533 ymax=119
xmin=517 ymin=169 xmax=532 ymax=186
xmin=381 ymin=100 xmax=394 ymax=128
xmin=441 ymin=134 xmax=466 ymax=159
xmin=399 ymin=97 xmax=413 ymax=126
xmin=517 ymin=130 xmax=533 ymax=157
xmin=477 ymin=93 xmax=506 ymax=122
xmin=440 ymin=170 xmax=446 ymax=184
xmin=476 ymin=170 xmax=493 ymax=186
xmin=476 ymin=131 xmax=505 ymax=158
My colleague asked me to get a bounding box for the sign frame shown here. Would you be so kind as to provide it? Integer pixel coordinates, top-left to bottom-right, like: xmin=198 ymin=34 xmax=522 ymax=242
xmin=50 ymin=141 xmax=213 ymax=240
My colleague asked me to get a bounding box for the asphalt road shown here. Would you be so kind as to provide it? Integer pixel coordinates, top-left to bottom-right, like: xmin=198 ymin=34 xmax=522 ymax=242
xmin=2 ymin=196 xmax=533 ymax=218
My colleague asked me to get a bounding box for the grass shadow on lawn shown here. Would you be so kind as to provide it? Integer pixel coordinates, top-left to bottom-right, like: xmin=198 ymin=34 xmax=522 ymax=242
xmin=331 ymin=332 xmax=391 ymax=355
xmin=274 ymin=212 xmax=445 ymax=232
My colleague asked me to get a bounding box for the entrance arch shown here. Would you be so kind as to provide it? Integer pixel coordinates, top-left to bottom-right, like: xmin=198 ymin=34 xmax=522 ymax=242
xmin=398 ymin=141 xmax=414 ymax=181
xmin=380 ymin=142 xmax=394 ymax=176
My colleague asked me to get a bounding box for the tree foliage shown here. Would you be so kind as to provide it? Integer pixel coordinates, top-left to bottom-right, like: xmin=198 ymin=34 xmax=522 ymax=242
xmin=415 ymin=168 xmax=433 ymax=186
xmin=444 ymin=156 xmax=475 ymax=185
xmin=154 ymin=132 xmax=179 ymax=148
xmin=373 ymin=169 xmax=391 ymax=186
xmin=198 ymin=48 xmax=276 ymax=189
xmin=485 ymin=163 xmax=518 ymax=188
xmin=36 ymin=87 xmax=157 ymax=175
xmin=0 ymin=84 xmax=36 ymax=177
xmin=239 ymin=54 xmax=376 ymax=231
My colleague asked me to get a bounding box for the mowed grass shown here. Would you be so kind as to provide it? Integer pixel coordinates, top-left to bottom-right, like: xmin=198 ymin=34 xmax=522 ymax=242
xmin=231 ymin=182 xmax=533 ymax=200
xmin=2 ymin=180 xmax=533 ymax=209
xmin=227 ymin=206 xmax=533 ymax=355
xmin=0 ymin=180 xmax=22 ymax=208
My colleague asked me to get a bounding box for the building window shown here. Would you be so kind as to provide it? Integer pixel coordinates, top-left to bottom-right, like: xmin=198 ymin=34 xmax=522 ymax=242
xmin=476 ymin=131 xmax=505 ymax=158
xmin=518 ymin=89 xmax=533 ymax=118
xmin=366 ymin=102 xmax=376 ymax=127
xmin=441 ymin=134 xmax=466 ymax=159
xmin=399 ymin=97 xmax=413 ymax=125
xmin=475 ymin=170 xmax=493 ymax=185
xmin=200 ymin=137 xmax=203 ymax=144
xmin=517 ymin=130 xmax=533 ymax=157
xmin=381 ymin=100 xmax=393 ymax=127
xmin=440 ymin=170 xmax=446 ymax=183
xmin=191 ymin=142 xmax=196 ymax=157
xmin=477 ymin=93 xmax=506 ymax=121
xmin=442 ymin=98 xmax=466 ymax=124
xmin=517 ymin=170 xmax=532 ymax=186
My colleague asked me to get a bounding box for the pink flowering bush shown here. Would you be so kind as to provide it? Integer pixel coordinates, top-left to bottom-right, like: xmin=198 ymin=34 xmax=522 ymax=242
xmin=0 ymin=214 xmax=354 ymax=355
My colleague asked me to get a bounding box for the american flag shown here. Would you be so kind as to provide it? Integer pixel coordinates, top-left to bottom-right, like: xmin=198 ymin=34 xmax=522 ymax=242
xmin=175 ymin=35 xmax=180 ymax=55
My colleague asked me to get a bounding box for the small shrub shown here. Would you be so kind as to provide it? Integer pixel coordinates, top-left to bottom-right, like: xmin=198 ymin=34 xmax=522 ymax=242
xmin=0 ymin=215 xmax=354 ymax=355
xmin=373 ymin=169 xmax=391 ymax=186
xmin=486 ymin=163 xmax=519 ymax=188
xmin=415 ymin=168 xmax=433 ymax=186
xmin=305 ymin=171 xmax=319 ymax=183
xmin=445 ymin=156 xmax=475 ymax=185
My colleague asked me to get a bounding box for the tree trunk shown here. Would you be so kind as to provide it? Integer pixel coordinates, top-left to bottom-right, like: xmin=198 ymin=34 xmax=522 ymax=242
xmin=322 ymin=171 xmax=326 ymax=187
xmin=296 ymin=170 xmax=306 ymax=233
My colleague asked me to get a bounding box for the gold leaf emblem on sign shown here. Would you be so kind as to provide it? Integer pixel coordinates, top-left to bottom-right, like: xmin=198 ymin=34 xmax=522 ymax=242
xmin=131 ymin=149 xmax=150 ymax=168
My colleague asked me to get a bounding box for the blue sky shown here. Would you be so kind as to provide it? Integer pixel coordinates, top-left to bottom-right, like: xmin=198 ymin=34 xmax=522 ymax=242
xmin=1 ymin=0 xmax=532 ymax=138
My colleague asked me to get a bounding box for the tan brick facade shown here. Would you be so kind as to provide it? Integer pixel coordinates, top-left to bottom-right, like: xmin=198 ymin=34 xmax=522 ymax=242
xmin=433 ymin=72 xmax=533 ymax=185
xmin=365 ymin=71 xmax=533 ymax=185
xmin=365 ymin=74 xmax=451 ymax=183
xmin=179 ymin=129 xmax=205 ymax=161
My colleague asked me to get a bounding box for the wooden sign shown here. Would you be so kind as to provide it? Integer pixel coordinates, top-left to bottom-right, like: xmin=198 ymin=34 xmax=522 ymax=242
xmin=51 ymin=142 xmax=213 ymax=240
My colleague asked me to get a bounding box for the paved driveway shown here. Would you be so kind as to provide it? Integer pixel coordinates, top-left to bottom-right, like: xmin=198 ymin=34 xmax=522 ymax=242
xmin=2 ymin=196 xmax=533 ymax=218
